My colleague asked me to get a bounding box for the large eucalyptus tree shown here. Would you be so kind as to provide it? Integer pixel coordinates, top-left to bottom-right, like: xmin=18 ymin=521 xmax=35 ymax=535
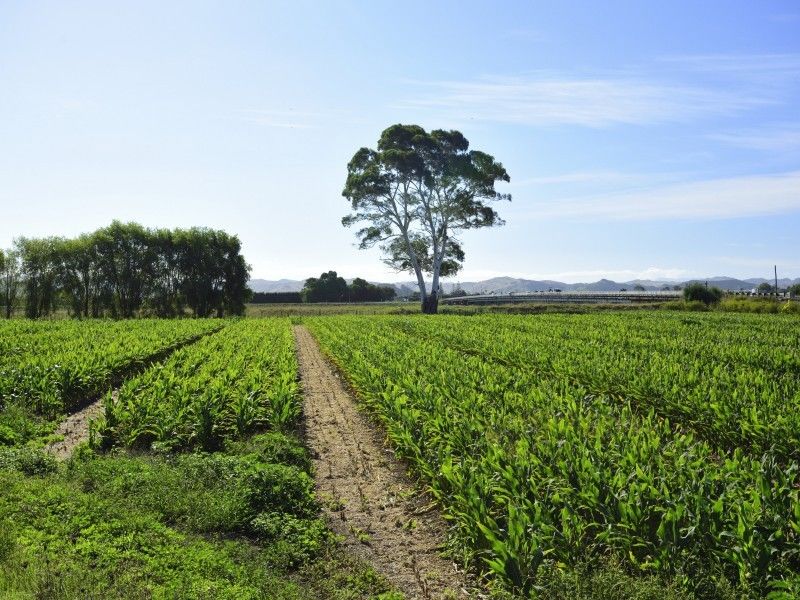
xmin=342 ymin=124 xmax=510 ymax=313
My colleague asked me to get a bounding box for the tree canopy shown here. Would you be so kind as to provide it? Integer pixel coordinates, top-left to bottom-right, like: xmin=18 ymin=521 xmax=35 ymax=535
xmin=12 ymin=221 xmax=250 ymax=318
xmin=757 ymin=282 xmax=776 ymax=294
xmin=683 ymin=282 xmax=723 ymax=306
xmin=0 ymin=248 xmax=22 ymax=318
xmin=301 ymin=271 xmax=395 ymax=303
xmin=342 ymin=124 xmax=510 ymax=313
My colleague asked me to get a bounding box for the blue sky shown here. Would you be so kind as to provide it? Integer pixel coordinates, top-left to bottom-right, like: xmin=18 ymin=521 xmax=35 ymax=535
xmin=1 ymin=1 xmax=798 ymax=283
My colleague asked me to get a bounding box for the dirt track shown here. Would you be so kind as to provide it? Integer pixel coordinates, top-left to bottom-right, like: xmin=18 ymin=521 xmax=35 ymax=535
xmin=294 ymin=325 xmax=475 ymax=599
xmin=44 ymin=393 xmax=109 ymax=460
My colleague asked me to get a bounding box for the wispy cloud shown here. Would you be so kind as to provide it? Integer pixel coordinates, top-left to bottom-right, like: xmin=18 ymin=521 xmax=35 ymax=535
xmin=662 ymin=53 xmax=800 ymax=76
xmin=398 ymin=73 xmax=771 ymax=128
xmin=515 ymin=170 xmax=675 ymax=186
xmin=237 ymin=109 xmax=321 ymax=129
xmin=709 ymin=124 xmax=800 ymax=151
xmin=399 ymin=53 xmax=800 ymax=129
xmin=525 ymin=170 xmax=800 ymax=221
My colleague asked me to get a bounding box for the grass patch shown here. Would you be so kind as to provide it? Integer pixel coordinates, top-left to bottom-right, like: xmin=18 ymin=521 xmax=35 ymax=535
xmin=0 ymin=434 xmax=398 ymax=599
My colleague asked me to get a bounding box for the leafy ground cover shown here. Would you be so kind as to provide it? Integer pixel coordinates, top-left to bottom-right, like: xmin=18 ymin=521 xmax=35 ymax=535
xmin=0 ymin=319 xmax=223 ymax=446
xmin=306 ymin=313 xmax=800 ymax=599
xmin=0 ymin=438 xmax=396 ymax=599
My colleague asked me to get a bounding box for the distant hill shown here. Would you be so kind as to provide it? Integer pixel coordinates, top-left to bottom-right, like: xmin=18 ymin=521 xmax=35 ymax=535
xmin=249 ymin=279 xmax=305 ymax=293
xmin=249 ymin=275 xmax=800 ymax=296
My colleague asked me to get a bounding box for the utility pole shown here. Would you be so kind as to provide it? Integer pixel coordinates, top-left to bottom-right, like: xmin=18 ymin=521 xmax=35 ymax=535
xmin=775 ymin=265 xmax=779 ymax=298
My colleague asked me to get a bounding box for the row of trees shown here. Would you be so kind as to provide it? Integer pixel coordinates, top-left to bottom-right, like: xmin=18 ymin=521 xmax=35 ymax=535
xmin=1 ymin=221 xmax=250 ymax=318
xmin=301 ymin=271 xmax=396 ymax=303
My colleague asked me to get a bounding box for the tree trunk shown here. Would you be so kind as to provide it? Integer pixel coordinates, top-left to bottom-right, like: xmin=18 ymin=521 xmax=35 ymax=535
xmin=421 ymin=293 xmax=439 ymax=314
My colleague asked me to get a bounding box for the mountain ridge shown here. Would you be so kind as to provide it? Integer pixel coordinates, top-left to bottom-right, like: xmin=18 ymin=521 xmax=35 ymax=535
xmin=249 ymin=275 xmax=800 ymax=295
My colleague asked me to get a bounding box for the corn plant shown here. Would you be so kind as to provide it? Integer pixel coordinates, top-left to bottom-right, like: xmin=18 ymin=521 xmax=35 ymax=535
xmin=307 ymin=314 xmax=800 ymax=598
xmin=99 ymin=319 xmax=300 ymax=451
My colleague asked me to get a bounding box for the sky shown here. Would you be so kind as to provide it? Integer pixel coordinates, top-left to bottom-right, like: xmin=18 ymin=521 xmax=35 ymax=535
xmin=1 ymin=1 xmax=799 ymax=284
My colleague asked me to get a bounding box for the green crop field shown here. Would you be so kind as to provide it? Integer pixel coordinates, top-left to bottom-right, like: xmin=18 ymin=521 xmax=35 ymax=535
xmin=1 ymin=311 xmax=799 ymax=599
xmin=307 ymin=312 xmax=800 ymax=599
xmin=0 ymin=319 xmax=223 ymax=446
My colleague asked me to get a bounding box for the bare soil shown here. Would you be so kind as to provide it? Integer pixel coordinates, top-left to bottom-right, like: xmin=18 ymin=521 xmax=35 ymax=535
xmin=44 ymin=393 xmax=110 ymax=460
xmin=294 ymin=325 xmax=478 ymax=600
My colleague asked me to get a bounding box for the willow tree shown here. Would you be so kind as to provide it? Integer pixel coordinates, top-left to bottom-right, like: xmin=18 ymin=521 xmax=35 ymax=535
xmin=342 ymin=124 xmax=510 ymax=313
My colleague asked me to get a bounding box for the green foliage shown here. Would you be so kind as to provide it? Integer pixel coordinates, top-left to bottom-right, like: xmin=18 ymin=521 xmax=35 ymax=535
xmin=250 ymin=512 xmax=331 ymax=567
xmin=0 ymin=447 xmax=57 ymax=475
xmin=226 ymin=432 xmax=313 ymax=472
xmin=307 ymin=313 xmax=800 ymax=597
xmin=0 ymin=424 xmax=17 ymax=446
xmin=99 ymin=319 xmax=300 ymax=451
xmin=348 ymin=277 xmax=396 ymax=302
xmin=662 ymin=299 xmax=709 ymax=311
xmin=301 ymin=273 xmax=396 ymax=303
xmin=342 ymin=124 xmax=510 ymax=313
xmin=757 ymin=282 xmax=775 ymax=294
xmin=531 ymin=558 xmax=730 ymax=600
xmin=0 ymin=316 xmax=400 ymax=600
xmin=302 ymin=271 xmax=349 ymax=302
xmin=14 ymin=220 xmax=250 ymax=319
xmin=0 ymin=247 xmax=21 ymax=319
xmin=0 ymin=319 xmax=222 ymax=446
xmin=0 ymin=441 xmax=391 ymax=599
xmin=781 ymin=301 xmax=800 ymax=315
xmin=244 ymin=463 xmax=318 ymax=518
xmin=683 ymin=282 xmax=724 ymax=305
xmin=720 ymin=298 xmax=784 ymax=314
xmin=0 ymin=467 xmax=304 ymax=599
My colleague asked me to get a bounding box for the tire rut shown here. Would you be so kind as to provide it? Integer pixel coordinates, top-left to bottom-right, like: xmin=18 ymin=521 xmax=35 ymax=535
xmin=294 ymin=325 xmax=477 ymax=600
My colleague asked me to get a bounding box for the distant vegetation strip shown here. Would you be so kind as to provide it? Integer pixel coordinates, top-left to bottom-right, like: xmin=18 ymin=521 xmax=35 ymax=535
xmin=0 ymin=220 xmax=250 ymax=319
xmin=99 ymin=319 xmax=300 ymax=452
xmin=307 ymin=314 xmax=800 ymax=598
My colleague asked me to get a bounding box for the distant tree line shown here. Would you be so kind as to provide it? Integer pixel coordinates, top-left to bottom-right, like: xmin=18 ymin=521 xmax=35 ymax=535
xmin=301 ymin=271 xmax=396 ymax=303
xmin=0 ymin=221 xmax=250 ymax=318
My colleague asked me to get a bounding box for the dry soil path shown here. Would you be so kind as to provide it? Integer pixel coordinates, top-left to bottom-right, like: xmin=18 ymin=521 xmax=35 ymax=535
xmin=294 ymin=325 xmax=476 ymax=600
xmin=44 ymin=393 xmax=111 ymax=460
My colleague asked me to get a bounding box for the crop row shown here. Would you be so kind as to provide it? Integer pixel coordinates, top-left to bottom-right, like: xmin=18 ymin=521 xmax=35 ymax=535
xmin=306 ymin=315 xmax=800 ymax=598
xmin=386 ymin=312 xmax=800 ymax=462
xmin=0 ymin=319 xmax=223 ymax=418
xmin=99 ymin=319 xmax=300 ymax=451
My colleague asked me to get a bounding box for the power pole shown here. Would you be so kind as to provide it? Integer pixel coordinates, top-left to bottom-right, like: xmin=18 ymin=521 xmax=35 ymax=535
xmin=775 ymin=265 xmax=779 ymax=298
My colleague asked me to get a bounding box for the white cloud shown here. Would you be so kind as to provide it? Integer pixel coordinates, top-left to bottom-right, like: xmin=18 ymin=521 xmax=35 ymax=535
xmin=398 ymin=73 xmax=771 ymax=128
xmin=661 ymin=53 xmax=800 ymax=76
xmin=524 ymin=171 xmax=800 ymax=221
xmin=709 ymin=124 xmax=800 ymax=151
xmin=237 ymin=109 xmax=321 ymax=129
xmin=515 ymin=170 xmax=672 ymax=186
